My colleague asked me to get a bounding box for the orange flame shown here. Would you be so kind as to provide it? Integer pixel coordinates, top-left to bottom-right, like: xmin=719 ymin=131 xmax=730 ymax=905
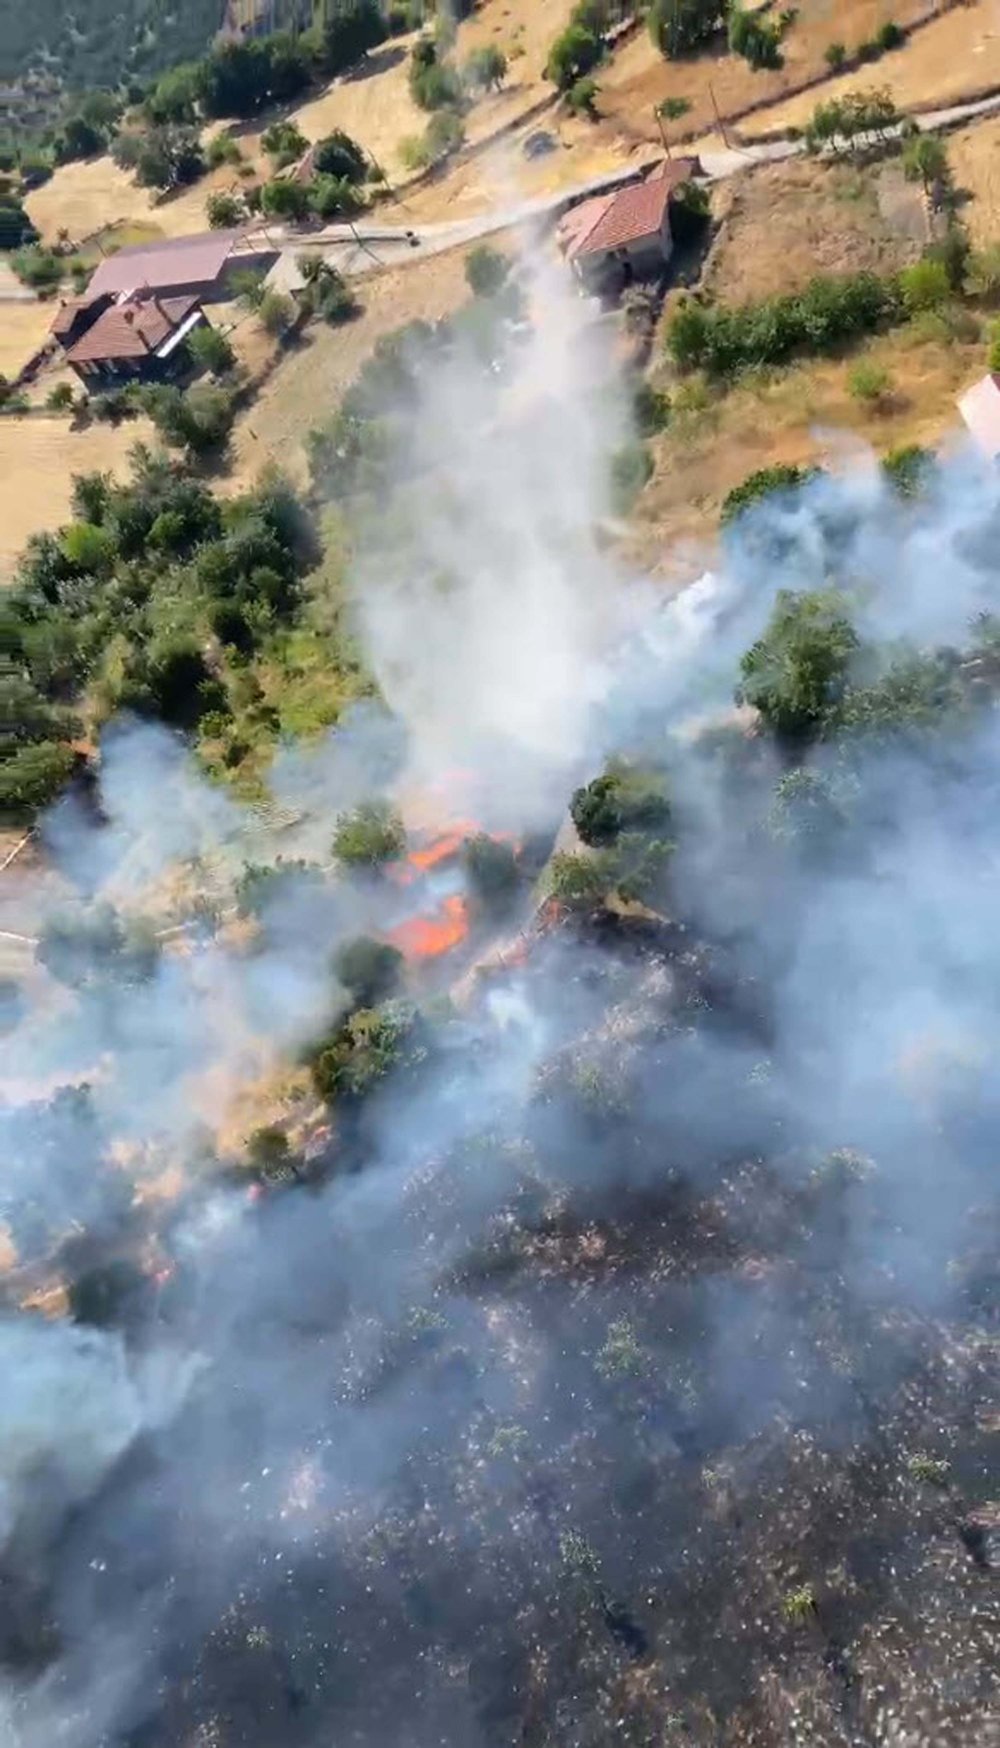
xmin=388 ymin=895 xmax=470 ymax=961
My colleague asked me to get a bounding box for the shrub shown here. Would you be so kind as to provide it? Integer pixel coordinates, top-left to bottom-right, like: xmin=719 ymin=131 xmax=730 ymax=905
xmin=567 ymin=76 xmax=600 ymax=118
xmin=547 ymin=850 xmax=613 ymax=909
xmin=333 ymin=935 xmax=404 ymax=1006
xmin=0 ymin=740 xmax=77 ymax=816
xmin=46 ymin=382 xmax=75 ymax=411
xmin=462 ymin=834 xmax=520 ymax=908
xmin=0 ymin=195 xmax=38 ymax=249
xmin=332 ymin=799 xmax=406 ymax=867
xmin=728 ymin=6 xmax=783 ymax=70
xmin=261 ymin=118 xmax=308 ymax=166
xmin=667 ymin=271 xmax=903 ymax=376
xmin=658 ymin=94 xmax=691 ymax=122
xmin=144 ymin=381 xmax=237 ymax=457
xmin=989 ymin=319 xmax=1000 ymax=374
xmin=464 ymin=244 xmax=509 ymax=298
xmin=261 ymin=177 xmax=313 ymax=222
xmin=848 ymin=359 xmax=893 ymax=406
xmin=11 ymin=246 xmax=63 ymax=291
xmin=310 ymin=173 xmax=365 ymax=220
xmin=902 ymin=132 xmax=948 ymax=198
xmin=876 ymin=19 xmax=905 ymax=51
xmin=881 ymin=443 xmax=933 ymax=498
xmin=259 ymin=290 xmax=297 ymax=337
xmin=546 ymin=23 xmax=602 ymax=91
xmin=610 ymin=441 xmax=653 ymax=513
xmin=423 ymin=108 xmax=465 ymax=163
xmin=410 ymin=40 xmax=462 ymax=109
xmin=298 ymin=257 xmax=358 ymax=324
xmin=206 ymin=190 xmax=243 ymax=229
xmin=721 ymin=463 xmax=817 ymax=524
xmin=464 ymin=44 xmax=507 ymax=92
xmin=187 ymin=321 xmax=236 ymax=376
xmin=738 ymin=588 xmax=859 ymax=742
xmin=312 ymin=129 xmax=367 ymax=182
xmin=648 ymin=0 xmax=723 ymax=59
xmin=310 ymin=999 xmax=420 ymax=1104
xmin=633 ymin=381 xmax=670 ymax=436
xmin=570 ymin=762 xmax=670 ymax=847
xmin=824 ymin=41 xmax=846 ymax=70
xmin=965 ymin=243 xmax=1000 ymax=303
xmin=205 ymin=130 xmax=242 ymax=169
xmin=900 ymin=256 xmax=951 ymax=314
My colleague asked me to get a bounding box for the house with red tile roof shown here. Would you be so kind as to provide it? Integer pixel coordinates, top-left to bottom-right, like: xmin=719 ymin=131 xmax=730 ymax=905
xmin=557 ymin=158 xmax=701 ymax=294
xmin=63 ymin=291 xmax=208 ymax=389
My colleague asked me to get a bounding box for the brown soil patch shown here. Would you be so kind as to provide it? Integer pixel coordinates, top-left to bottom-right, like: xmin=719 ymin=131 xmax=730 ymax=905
xmin=739 ymin=0 xmax=1000 ymax=140
xmin=949 ymin=109 xmax=1000 ymax=245
xmin=226 ymin=244 xmax=476 ymax=488
xmin=633 ymin=320 xmax=981 ymax=568
xmin=0 ymin=415 xmax=158 ymax=581
xmin=596 ymin=0 xmax=944 ymax=151
xmin=705 ymin=156 xmax=927 ymax=304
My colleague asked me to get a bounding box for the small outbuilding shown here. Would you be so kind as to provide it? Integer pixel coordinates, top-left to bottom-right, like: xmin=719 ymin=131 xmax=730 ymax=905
xmin=959 ymin=373 xmax=1000 ymax=462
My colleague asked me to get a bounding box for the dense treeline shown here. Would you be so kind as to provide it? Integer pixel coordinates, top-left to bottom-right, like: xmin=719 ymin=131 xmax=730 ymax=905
xmin=1 ymin=448 xmax=329 ymax=815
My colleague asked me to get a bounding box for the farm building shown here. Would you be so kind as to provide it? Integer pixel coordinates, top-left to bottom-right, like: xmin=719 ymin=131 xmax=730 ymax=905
xmin=558 ymin=158 xmax=701 ymax=295
xmin=85 ymin=230 xmax=277 ymax=304
xmin=959 ymin=374 xmax=1000 ymax=462
xmin=63 ymin=292 xmax=208 ymax=389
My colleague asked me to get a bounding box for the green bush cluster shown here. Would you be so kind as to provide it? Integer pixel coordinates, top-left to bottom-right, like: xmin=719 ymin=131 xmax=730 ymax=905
xmin=667 ymin=270 xmax=903 ymax=376
xmin=720 ymin=463 xmax=819 ymax=525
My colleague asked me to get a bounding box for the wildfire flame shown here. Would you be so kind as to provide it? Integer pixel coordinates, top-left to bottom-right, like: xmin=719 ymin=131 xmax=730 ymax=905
xmin=388 ymin=894 xmax=470 ymax=961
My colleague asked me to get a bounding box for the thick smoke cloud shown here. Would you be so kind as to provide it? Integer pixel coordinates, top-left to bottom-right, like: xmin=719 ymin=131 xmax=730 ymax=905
xmin=3 ymin=250 xmax=1000 ymax=1745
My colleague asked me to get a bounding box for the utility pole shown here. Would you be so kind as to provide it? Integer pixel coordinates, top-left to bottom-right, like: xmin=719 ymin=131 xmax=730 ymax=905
xmin=709 ymin=82 xmax=730 ymax=149
xmin=654 ymin=105 xmax=671 ymax=160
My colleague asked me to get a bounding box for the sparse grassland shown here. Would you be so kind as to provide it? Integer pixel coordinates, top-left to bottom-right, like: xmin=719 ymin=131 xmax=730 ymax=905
xmin=0 ymin=300 xmax=59 ymax=378
xmin=595 ymin=0 xmax=945 ymax=150
xmin=949 ymin=112 xmax=1000 ymax=248
xmin=739 ymin=0 xmax=1000 ymax=142
xmin=0 ymin=416 xmax=159 ymax=580
xmin=633 ymin=317 xmax=982 ymax=568
xmin=225 ymin=243 xmax=479 ymax=487
xmin=704 ymin=157 xmax=928 ymax=305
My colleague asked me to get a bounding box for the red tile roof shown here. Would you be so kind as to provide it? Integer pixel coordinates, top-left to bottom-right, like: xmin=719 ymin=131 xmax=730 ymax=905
xmin=86 ymin=230 xmax=239 ymax=299
xmin=570 ymin=158 xmax=700 ymax=258
xmin=65 ymin=294 xmax=201 ymax=365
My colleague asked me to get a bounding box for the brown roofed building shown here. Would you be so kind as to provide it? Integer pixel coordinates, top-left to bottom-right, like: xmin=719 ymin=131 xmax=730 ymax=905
xmin=85 ymin=229 xmax=277 ymax=303
xmin=49 ymin=293 xmax=113 ymax=350
xmin=64 ymin=292 xmax=208 ymax=389
xmin=560 ymin=158 xmax=701 ymax=294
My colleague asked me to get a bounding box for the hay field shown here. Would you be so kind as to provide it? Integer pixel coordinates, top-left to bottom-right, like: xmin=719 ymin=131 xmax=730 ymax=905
xmin=596 ymin=0 xmax=944 ymax=149
xmin=0 ymin=415 xmax=157 ymax=580
xmin=949 ymin=110 xmax=1000 ymax=245
xmin=740 ymin=0 xmax=1000 ymax=139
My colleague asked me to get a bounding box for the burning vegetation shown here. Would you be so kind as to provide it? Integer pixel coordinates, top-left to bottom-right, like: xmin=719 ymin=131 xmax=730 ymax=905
xmin=7 ymin=271 xmax=1000 ymax=1748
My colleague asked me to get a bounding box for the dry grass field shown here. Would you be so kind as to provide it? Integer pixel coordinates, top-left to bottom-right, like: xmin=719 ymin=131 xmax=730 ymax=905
xmin=740 ymin=0 xmax=1000 ymax=139
xmin=632 ymin=320 xmax=981 ymax=569
xmin=949 ymin=110 xmax=1000 ymax=244
xmin=596 ymin=0 xmax=946 ymax=150
xmin=704 ymin=156 xmax=928 ymax=303
xmin=225 ymin=243 xmax=477 ymax=488
xmin=0 ymin=415 xmax=157 ymax=580
xmin=0 ymin=300 xmax=59 ymax=377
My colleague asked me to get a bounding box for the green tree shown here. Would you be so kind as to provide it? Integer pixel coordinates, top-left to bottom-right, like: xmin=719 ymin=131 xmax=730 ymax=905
xmin=259 ymin=289 xmax=296 ymax=336
xmin=187 ymin=321 xmax=236 ymax=376
xmin=464 ymin=43 xmax=507 ymax=92
xmin=900 ymin=256 xmax=951 ymax=314
xmin=546 ymin=22 xmax=602 ymax=91
xmin=738 ymin=589 xmax=859 ymax=742
xmin=332 ymin=799 xmax=406 ymax=867
xmin=728 ymin=6 xmax=783 ymax=69
xmin=570 ymin=762 xmax=670 ymax=847
xmin=721 ymin=463 xmax=818 ymax=524
xmin=206 ymin=190 xmax=243 ymax=229
xmin=261 ymin=176 xmax=312 ymax=221
xmin=261 ymin=118 xmax=309 ymax=165
xmin=462 ymin=834 xmax=520 ymax=908
xmin=333 ymin=935 xmax=404 ymax=1006
xmin=902 ymin=131 xmax=948 ymax=198
xmin=880 ymin=443 xmax=933 ymax=498
xmin=648 ymin=0 xmax=722 ymax=59
xmin=567 ymin=76 xmax=600 ymax=118
xmin=312 ymin=128 xmax=367 ymax=181
xmin=464 ymin=244 xmax=509 ymax=298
